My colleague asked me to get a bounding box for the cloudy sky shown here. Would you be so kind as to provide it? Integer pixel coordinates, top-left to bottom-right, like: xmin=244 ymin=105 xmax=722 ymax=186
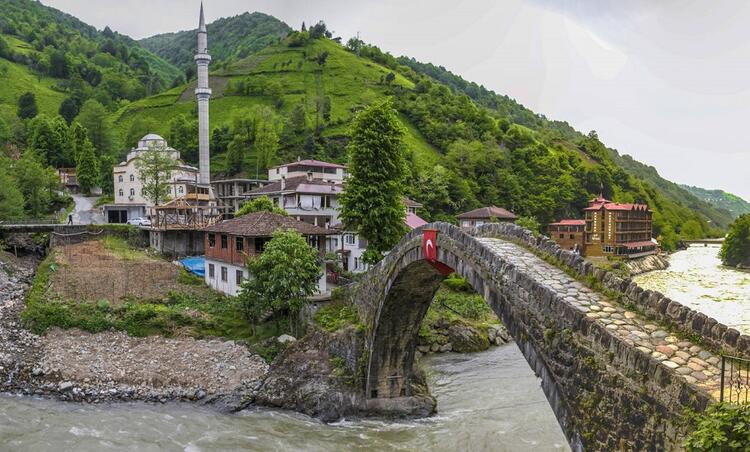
xmin=44 ymin=0 xmax=750 ymax=200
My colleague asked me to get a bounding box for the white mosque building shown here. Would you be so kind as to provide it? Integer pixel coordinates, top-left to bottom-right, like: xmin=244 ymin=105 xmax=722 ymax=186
xmin=104 ymin=134 xmax=199 ymax=223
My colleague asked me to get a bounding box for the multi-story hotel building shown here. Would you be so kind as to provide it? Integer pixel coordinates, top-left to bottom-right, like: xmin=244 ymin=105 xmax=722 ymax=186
xmin=583 ymin=195 xmax=656 ymax=258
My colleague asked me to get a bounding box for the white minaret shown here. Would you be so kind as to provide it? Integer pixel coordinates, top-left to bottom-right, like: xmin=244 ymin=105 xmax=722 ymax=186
xmin=195 ymin=2 xmax=211 ymax=185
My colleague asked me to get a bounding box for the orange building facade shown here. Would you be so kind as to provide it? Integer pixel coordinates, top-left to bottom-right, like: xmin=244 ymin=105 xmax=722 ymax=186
xmin=548 ymin=219 xmax=585 ymax=253
xmin=583 ymin=196 xmax=656 ymax=258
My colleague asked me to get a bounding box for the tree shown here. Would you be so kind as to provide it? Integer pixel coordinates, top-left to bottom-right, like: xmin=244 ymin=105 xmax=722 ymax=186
xmin=211 ymin=125 xmax=231 ymax=154
xmin=68 ymin=121 xmax=90 ymax=165
xmin=167 ymin=114 xmax=198 ymax=163
xmin=236 ymin=196 xmax=287 ymax=217
xmin=13 ymin=151 xmax=57 ymax=217
xmin=75 ymin=99 xmax=117 ymax=158
xmin=76 ymin=138 xmax=99 ymax=194
xmin=17 ymin=92 xmax=38 ymax=120
xmin=254 ymin=118 xmax=279 ymax=174
xmin=720 ymin=214 xmax=750 ymax=267
xmin=280 ymin=104 xmax=308 ymax=156
xmin=135 ymin=143 xmax=176 ymax=206
xmin=0 ymin=165 xmax=25 ymax=220
xmin=238 ymin=229 xmax=321 ymax=335
xmin=27 ymin=115 xmax=58 ymax=166
xmin=339 ymin=99 xmax=407 ymax=263
xmin=516 ymin=216 xmax=541 ymax=234
xmin=58 ymin=98 xmax=80 ymax=125
xmin=385 ymin=72 xmax=395 ymax=84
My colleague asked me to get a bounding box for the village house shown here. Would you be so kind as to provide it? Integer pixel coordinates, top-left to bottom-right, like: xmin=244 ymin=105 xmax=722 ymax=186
xmin=547 ymin=219 xmax=586 ymax=253
xmin=202 ymin=211 xmax=335 ymax=296
xmin=457 ymin=206 xmax=517 ymax=230
xmin=583 ymin=195 xmax=657 ymax=258
xmin=244 ymin=158 xmax=426 ymax=273
xmin=103 ymin=134 xmax=202 ymax=223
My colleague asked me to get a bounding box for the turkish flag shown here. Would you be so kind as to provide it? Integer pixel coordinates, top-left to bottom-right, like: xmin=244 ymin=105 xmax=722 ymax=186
xmin=423 ymin=229 xmax=438 ymax=262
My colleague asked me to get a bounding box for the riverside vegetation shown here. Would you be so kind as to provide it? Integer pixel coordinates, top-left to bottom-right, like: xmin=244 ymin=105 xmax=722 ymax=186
xmin=720 ymin=214 xmax=750 ymax=268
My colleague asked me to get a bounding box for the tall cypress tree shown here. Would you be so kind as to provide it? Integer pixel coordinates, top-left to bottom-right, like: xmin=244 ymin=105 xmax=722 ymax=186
xmin=339 ymin=99 xmax=408 ymax=263
xmin=76 ymin=138 xmax=99 ymax=194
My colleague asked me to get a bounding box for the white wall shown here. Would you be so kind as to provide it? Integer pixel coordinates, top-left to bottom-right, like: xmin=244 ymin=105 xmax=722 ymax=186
xmin=204 ymin=258 xmax=246 ymax=296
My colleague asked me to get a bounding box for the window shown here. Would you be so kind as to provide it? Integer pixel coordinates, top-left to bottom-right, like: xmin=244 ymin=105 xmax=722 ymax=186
xmin=603 ymin=245 xmax=614 ymax=254
xmin=221 ymin=234 xmax=228 ymax=249
xmin=462 ymin=221 xmax=470 ymax=228
xmin=208 ymin=233 xmax=215 ymax=248
xmin=208 ymin=263 xmax=215 ymax=278
xmin=559 ymin=234 xmax=565 ymax=239
xmin=354 ymin=257 xmax=360 ymax=269
xmin=236 ymin=270 xmax=244 ymax=285
xmin=255 ymin=238 xmax=266 ymax=254
xmin=178 ymin=186 xmax=184 ymax=194
xmin=118 ymin=189 xmax=124 ymax=197
xmin=129 ymin=188 xmax=135 ymax=196
xmin=570 ymin=234 xmax=575 ymax=239
xmin=236 ymin=237 xmax=244 ymax=252
xmin=129 ymin=174 xmax=134 ymax=182
xmin=345 ymin=234 xmax=355 ymax=245
xmin=118 ymin=175 xmax=123 ymax=183
xmin=221 ymin=266 xmax=228 ymax=282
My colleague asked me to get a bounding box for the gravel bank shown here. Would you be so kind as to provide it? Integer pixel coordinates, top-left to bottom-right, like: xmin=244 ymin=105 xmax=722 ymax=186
xmin=0 ymin=251 xmax=268 ymax=410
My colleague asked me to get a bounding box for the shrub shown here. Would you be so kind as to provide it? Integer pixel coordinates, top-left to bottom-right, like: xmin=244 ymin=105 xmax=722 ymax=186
xmin=314 ymin=302 xmax=361 ymax=332
xmin=442 ymin=273 xmax=472 ymax=292
xmin=684 ymin=403 xmax=750 ymax=451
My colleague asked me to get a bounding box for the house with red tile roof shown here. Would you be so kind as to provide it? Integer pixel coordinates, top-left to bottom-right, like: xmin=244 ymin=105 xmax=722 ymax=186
xmin=202 ymin=211 xmax=335 ymax=295
xmin=547 ymin=219 xmax=586 ymax=253
xmin=582 ymin=195 xmax=657 ymax=258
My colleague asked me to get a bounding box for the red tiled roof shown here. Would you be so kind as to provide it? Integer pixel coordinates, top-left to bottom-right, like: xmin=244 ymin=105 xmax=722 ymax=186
xmin=248 ymin=175 xmax=341 ymax=196
xmin=270 ymin=159 xmax=346 ymax=170
xmin=203 ymin=211 xmax=336 ymax=237
xmin=405 ymin=212 xmax=427 ymax=229
xmin=623 ymin=241 xmax=657 ymax=249
xmin=457 ymin=206 xmax=516 ymax=220
xmin=549 ymin=219 xmax=586 ymax=226
xmin=584 ymin=199 xmax=650 ymax=212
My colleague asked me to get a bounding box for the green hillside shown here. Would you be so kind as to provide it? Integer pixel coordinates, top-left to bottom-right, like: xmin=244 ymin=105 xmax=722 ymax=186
xmin=112 ymin=28 xmax=723 ymax=248
xmin=397 ymin=56 xmax=736 ymax=232
xmin=139 ymin=12 xmax=291 ymax=73
xmin=0 ymin=0 xmax=182 ymax=115
xmin=113 ymin=36 xmax=440 ymax=176
xmin=681 ymin=185 xmax=750 ymax=219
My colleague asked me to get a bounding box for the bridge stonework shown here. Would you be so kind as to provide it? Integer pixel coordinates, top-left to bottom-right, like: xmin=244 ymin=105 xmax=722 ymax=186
xmin=350 ymin=222 xmax=744 ymax=451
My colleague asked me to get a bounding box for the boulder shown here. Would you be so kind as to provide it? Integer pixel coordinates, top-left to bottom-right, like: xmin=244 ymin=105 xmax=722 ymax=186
xmin=445 ymin=322 xmax=489 ymax=353
xmin=276 ymin=334 xmax=297 ymax=344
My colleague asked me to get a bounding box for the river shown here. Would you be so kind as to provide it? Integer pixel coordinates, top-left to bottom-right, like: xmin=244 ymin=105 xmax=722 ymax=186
xmin=0 ymin=345 xmax=569 ymax=452
xmin=634 ymin=245 xmax=750 ymax=334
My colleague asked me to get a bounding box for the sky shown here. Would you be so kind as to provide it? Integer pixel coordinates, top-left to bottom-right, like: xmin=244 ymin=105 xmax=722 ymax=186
xmin=43 ymin=0 xmax=750 ymax=200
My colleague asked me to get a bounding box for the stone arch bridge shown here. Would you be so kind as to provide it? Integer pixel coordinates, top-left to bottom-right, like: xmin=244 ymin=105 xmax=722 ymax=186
xmin=349 ymin=222 xmax=749 ymax=451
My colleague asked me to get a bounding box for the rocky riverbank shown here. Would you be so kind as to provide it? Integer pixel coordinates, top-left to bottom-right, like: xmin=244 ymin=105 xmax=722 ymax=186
xmin=416 ymin=320 xmax=511 ymax=355
xmin=623 ymin=254 xmax=670 ymax=276
xmin=0 ymin=251 xmax=267 ymax=411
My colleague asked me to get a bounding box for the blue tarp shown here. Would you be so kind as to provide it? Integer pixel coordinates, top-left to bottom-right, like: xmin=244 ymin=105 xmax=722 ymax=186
xmin=180 ymin=256 xmax=205 ymax=277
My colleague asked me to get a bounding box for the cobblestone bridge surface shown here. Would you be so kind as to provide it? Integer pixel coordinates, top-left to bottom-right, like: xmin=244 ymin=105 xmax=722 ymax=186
xmin=351 ymin=222 xmax=746 ymax=451
xmin=479 ymin=238 xmax=723 ymax=393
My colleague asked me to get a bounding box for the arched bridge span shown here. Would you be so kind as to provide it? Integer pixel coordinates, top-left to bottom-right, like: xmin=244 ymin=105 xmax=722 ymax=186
xmin=351 ymin=222 xmax=726 ymax=451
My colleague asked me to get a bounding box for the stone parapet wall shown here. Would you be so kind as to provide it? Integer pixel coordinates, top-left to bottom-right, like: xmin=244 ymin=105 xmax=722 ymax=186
xmin=474 ymin=222 xmax=750 ymax=360
xmin=354 ymin=222 xmax=718 ymax=450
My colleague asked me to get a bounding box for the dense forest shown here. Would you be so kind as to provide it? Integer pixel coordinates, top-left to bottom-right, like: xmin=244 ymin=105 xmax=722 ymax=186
xmin=139 ymin=12 xmax=291 ymax=74
xmin=0 ymin=1 xmax=732 ymax=250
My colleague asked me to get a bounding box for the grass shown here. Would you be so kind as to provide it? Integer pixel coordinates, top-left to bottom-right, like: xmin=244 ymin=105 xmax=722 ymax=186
xmin=0 ymin=58 xmax=66 ymax=117
xmin=21 ymin=238 xmax=298 ymax=362
xmin=314 ymin=301 xmax=363 ymax=332
xmin=419 ymin=285 xmax=500 ymax=344
xmin=111 ymin=37 xmax=441 ymax=172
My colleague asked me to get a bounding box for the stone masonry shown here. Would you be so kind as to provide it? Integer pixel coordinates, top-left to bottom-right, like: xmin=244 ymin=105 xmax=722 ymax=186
xmin=350 ymin=222 xmax=746 ymax=451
